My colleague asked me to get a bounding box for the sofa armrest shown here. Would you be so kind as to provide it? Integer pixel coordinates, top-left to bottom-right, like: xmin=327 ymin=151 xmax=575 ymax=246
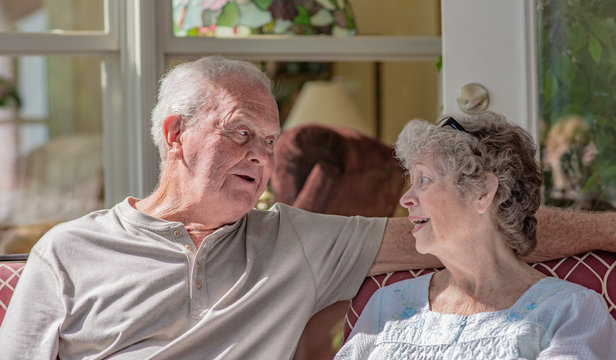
xmin=0 ymin=259 xmax=27 ymax=325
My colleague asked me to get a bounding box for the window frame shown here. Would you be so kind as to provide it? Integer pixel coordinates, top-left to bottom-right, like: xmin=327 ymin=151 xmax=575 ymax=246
xmin=0 ymin=0 xmax=443 ymax=206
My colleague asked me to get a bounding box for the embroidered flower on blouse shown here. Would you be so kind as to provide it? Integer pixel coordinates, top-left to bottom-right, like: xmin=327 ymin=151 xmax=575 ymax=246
xmin=506 ymin=312 xmax=522 ymax=322
xmin=400 ymin=306 xmax=416 ymax=318
xmin=393 ymin=286 xmax=419 ymax=320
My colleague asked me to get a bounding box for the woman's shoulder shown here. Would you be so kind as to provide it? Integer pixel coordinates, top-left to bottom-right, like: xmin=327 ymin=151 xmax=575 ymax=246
xmin=514 ymin=276 xmax=609 ymax=318
xmin=531 ymin=277 xmax=603 ymax=300
xmin=377 ymin=272 xmax=434 ymax=295
xmin=369 ymin=273 xmax=434 ymax=310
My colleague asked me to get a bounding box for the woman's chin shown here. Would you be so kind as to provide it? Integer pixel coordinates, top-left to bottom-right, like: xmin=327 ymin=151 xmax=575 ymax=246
xmin=414 ymin=238 xmax=432 ymax=255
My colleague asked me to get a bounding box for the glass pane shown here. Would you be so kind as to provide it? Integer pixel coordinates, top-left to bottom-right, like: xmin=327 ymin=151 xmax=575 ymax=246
xmin=537 ymin=0 xmax=616 ymax=211
xmin=172 ymin=0 xmax=440 ymax=37
xmin=264 ymin=60 xmax=440 ymax=145
xmin=0 ymin=0 xmax=105 ymax=33
xmin=0 ymin=56 xmax=104 ymax=255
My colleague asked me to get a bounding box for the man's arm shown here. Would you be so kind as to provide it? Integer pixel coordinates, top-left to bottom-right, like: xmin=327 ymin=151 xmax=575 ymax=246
xmin=526 ymin=206 xmax=616 ymax=262
xmin=370 ymin=206 xmax=616 ymax=275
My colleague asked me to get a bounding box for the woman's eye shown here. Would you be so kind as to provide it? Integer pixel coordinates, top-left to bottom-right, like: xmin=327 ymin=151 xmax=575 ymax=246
xmin=420 ymin=177 xmax=429 ymax=183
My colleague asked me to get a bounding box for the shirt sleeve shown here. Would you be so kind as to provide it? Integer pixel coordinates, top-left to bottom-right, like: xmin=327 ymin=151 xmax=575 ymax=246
xmin=278 ymin=204 xmax=386 ymax=311
xmin=0 ymin=245 xmax=64 ymax=359
xmin=537 ymin=289 xmax=616 ymax=359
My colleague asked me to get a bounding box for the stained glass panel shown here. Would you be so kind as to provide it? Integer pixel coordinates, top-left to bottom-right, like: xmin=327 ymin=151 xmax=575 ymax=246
xmin=172 ymin=0 xmax=357 ymax=37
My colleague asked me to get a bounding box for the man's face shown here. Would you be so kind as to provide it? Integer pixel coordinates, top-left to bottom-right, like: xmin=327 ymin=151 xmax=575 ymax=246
xmin=180 ymin=73 xmax=280 ymax=223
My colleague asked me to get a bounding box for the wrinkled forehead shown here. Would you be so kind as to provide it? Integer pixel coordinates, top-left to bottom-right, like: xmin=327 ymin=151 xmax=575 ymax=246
xmin=206 ymin=75 xmax=280 ymax=132
xmin=214 ymin=72 xmax=273 ymax=97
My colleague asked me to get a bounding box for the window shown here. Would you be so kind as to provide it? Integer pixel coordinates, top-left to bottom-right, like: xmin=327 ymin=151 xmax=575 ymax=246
xmin=537 ymin=0 xmax=616 ymax=211
xmin=0 ymin=0 xmax=442 ymax=258
xmin=0 ymin=0 xmax=118 ymax=255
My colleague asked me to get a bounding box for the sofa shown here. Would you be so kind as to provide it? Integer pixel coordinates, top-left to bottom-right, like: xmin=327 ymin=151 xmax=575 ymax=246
xmin=2 ymin=251 xmax=615 ymax=342
xmin=0 ymin=256 xmax=27 ymax=325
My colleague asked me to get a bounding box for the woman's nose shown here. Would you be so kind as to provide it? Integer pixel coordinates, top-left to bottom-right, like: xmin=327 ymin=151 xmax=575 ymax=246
xmin=399 ymin=187 xmax=418 ymax=208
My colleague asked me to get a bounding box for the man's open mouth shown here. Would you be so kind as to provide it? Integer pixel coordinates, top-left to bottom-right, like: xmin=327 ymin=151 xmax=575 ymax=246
xmin=237 ymin=174 xmax=255 ymax=182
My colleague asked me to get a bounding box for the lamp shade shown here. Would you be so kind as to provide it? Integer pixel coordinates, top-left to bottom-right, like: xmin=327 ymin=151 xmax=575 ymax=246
xmin=283 ymin=81 xmax=375 ymax=137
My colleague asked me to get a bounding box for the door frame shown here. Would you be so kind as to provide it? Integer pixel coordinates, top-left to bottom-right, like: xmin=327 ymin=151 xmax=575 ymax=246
xmin=441 ymin=0 xmax=539 ymax=142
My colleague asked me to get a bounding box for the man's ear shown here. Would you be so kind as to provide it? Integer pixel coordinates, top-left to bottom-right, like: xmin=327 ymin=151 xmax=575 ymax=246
xmin=162 ymin=114 xmax=183 ymax=158
xmin=477 ymin=172 xmax=498 ymax=214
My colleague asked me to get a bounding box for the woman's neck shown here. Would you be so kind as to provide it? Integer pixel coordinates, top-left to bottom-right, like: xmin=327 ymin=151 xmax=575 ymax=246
xmin=428 ymin=241 xmax=545 ymax=315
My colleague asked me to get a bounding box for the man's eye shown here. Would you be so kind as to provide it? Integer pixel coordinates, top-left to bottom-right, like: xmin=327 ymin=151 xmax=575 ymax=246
xmin=420 ymin=177 xmax=430 ymax=184
xmin=237 ymin=130 xmax=249 ymax=137
xmin=265 ymin=138 xmax=275 ymax=146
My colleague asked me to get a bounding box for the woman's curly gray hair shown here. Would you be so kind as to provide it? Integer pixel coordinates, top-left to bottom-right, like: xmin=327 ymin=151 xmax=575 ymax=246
xmin=395 ymin=111 xmax=542 ymax=256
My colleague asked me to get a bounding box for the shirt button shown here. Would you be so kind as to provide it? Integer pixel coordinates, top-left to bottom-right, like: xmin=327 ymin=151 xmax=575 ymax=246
xmin=196 ymin=261 xmax=201 ymax=269
xmin=173 ymin=230 xmax=182 ymax=238
xmin=185 ymin=244 xmax=192 ymax=251
xmin=195 ymin=280 xmax=202 ymax=289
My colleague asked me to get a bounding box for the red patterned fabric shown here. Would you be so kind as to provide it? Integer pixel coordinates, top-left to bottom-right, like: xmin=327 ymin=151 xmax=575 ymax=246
xmin=0 ymin=262 xmax=25 ymax=325
xmin=343 ymin=250 xmax=616 ymax=342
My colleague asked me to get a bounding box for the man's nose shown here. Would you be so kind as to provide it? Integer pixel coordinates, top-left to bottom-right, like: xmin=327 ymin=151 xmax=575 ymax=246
xmin=246 ymin=139 xmax=271 ymax=164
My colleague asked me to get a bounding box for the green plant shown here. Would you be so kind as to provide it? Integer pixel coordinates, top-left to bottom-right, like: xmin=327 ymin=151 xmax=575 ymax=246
xmin=537 ymin=0 xmax=616 ymax=209
xmin=0 ymin=77 xmax=21 ymax=108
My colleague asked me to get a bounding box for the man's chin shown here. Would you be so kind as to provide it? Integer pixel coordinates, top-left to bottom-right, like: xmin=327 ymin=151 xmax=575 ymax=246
xmin=227 ymin=196 xmax=259 ymax=214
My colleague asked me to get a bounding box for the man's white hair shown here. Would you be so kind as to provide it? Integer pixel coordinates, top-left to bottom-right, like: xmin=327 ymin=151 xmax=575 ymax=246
xmin=150 ymin=56 xmax=273 ymax=162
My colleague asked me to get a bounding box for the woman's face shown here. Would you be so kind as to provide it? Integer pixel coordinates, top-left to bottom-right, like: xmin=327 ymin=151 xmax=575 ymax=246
xmin=399 ymin=158 xmax=479 ymax=256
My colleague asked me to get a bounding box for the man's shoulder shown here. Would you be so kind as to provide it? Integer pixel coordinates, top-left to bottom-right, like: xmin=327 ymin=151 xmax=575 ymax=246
xmin=258 ymin=202 xmax=351 ymax=220
xmin=50 ymin=207 xmax=114 ymax=233
xmin=246 ymin=202 xmax=318 ymax=221
xmin=33 ymin=206 xmax=118 ymax=252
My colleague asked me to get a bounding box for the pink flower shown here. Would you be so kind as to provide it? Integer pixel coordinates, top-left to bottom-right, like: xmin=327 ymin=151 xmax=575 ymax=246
xmin=201 ymin=0 xmax=228 ymax=11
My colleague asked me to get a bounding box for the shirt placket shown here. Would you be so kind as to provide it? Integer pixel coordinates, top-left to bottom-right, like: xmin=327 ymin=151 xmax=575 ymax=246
xmin=171 ymin=227 xmax=208 ymax=318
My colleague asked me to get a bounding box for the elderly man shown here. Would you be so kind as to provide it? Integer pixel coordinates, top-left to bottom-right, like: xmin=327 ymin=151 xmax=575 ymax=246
xmin=1 ymin=56 xmax=614 ymax=359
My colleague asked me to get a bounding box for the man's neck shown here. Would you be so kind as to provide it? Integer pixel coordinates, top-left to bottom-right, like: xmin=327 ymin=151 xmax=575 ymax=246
xmin=134 ymin=188 xmax=223 ymax=249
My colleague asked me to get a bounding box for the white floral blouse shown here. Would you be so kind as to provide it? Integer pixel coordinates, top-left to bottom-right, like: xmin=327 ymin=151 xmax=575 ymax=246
xmin=336 ymin=273 xmax=616 ymax=359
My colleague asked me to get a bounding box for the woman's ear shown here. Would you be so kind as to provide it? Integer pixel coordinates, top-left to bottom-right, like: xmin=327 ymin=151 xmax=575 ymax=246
xmin=477 ymin=172 xmax=499 ymax=214
xmin=162 ymin=114 xmax=183 ymax=158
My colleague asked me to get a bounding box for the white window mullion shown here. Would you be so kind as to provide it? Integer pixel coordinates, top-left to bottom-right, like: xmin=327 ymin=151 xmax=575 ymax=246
xmin=0 ymin=32 xmax=117 ymax=55
xmin=164 ymin=36 xmax=442 ymax=62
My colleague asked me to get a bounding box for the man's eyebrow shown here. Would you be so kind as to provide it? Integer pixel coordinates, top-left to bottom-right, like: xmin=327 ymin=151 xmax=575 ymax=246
xmin=219 ymin=118 xmax=249 ymax=130
xmin=222 ymin=118 xmax=280 ymax=137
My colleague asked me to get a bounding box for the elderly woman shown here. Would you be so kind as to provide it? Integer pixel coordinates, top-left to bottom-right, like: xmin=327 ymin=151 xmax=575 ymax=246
xmin=335 ymin=111 xmax=616 ymax=359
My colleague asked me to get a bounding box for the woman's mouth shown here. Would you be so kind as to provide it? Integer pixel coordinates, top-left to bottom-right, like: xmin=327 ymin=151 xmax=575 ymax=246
xmin=410 ymin=218 xmax=429 ymax=234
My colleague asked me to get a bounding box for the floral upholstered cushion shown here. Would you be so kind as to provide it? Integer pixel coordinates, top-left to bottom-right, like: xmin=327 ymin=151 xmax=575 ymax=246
xmin=343 ymin=250 xmax=616 ymax=341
